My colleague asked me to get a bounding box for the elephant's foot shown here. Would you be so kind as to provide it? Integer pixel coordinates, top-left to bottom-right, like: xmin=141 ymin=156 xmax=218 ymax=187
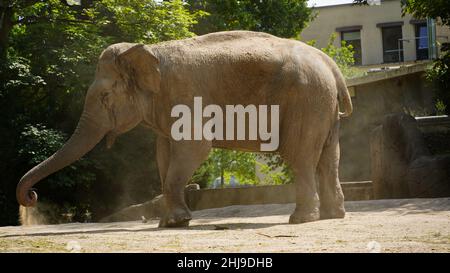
xmin=159 ymin=206 xmax=192 ymax=228
xmin=320 ymin=205 xmax=345 ymax=220
xmin=288 ymin=208 xmax=320 ymax=224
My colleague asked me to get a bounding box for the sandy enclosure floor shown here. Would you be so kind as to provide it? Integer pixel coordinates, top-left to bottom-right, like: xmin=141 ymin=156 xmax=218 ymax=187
xmin=0 ymin=198 xmax=449 ymax=253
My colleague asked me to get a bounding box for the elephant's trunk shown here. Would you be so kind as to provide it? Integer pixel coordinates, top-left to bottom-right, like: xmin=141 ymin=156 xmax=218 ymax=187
xmin=17 ymin=110 xmax=109 ymax=207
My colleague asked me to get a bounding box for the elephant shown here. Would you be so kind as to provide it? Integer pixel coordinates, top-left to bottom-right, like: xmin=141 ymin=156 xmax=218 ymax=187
xmin=17 ymin=31 xmax=353 ymax=227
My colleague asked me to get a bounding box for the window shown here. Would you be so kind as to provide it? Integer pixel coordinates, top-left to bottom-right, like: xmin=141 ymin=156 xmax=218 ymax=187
xmin=381 ymin=26 xmax=404 ymax=63
xmin=341 ymin=30 xmax=362 ymax=65
xmin=415 ymin=23 xmax=429 ymax=60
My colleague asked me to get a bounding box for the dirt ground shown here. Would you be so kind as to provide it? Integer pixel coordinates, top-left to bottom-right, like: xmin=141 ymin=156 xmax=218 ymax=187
xmin=1 ymin=198 xmax=449 ymax=253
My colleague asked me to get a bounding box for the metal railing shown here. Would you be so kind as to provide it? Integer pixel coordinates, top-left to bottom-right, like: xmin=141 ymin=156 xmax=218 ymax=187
xmin=394 ymin=36 xmax=428 ymax=63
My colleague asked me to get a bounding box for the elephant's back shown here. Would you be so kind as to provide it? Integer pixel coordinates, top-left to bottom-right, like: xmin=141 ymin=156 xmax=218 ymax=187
xmin=153 ymin=31 xmax=301 ymax=65
xmin=153 ymin=31 xmax=338 ymax=108
xmin=192 ymin=31 xmax=277 ymax=44
xmin=155 ymin=31 xmax=278 ymax=49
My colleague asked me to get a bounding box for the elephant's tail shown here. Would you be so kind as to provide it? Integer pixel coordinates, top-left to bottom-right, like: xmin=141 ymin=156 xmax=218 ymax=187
xmin=333 ymin=67 xmax=353 ymax=118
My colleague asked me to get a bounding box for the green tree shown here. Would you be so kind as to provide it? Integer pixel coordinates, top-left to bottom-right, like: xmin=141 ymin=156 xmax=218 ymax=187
xmin=18 ymin=124 xmax=95 ymax=222
xmin=95 ymin=0 xmax=206 ymax=43
xmin=427 ymin=45 xmax=450 ymax=115
xmin=257 ymin=153 xmax=293 ymax=185
xmin=187 ymin=0 xmax=313 ymax=38
xmin=400 ymin=0 xmax=450 ymax=25
xmin=312 ymin=33 xmax=365 ymax=79
xmin=0 ymin=0 xmax=202 ymax=225
xmin=192 ymin=149 xmax=257 ymax=188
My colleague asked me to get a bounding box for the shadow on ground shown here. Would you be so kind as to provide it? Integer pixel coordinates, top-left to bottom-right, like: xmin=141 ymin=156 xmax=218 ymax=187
xmin=1 ymin=198 xmax=449 ymax=238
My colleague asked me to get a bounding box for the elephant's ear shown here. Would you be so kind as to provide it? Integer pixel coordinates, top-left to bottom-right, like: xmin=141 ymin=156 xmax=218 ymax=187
xmin=116 ymin=44 xmax=161 ymax=94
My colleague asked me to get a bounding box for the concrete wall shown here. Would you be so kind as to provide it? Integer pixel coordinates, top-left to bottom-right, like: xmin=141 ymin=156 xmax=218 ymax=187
xmin=186 ymin=182 xmax=373 ymax=211
xmin=339 ymin=66 xmax=435 ymax=181
xmin=301 ymin=0 xmax=450 ymax=65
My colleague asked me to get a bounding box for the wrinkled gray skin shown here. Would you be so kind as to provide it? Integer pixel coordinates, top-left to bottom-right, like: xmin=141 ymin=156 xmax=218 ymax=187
xmin=17 ymin=31 xmax=353 ymax=227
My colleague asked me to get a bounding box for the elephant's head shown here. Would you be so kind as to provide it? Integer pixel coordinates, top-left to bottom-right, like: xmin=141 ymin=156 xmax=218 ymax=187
xmin=17 ymin=43 xmax=161 ymax=207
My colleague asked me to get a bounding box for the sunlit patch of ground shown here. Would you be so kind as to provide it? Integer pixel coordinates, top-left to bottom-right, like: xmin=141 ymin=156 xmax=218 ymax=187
xmin=0 ymin=198 xmax=449 ymax=253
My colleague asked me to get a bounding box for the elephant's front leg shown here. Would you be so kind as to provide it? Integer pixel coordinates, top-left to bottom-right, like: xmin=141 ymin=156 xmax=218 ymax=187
xmin=156 ymin=135 xmax=170 ymax=191
xmin=159 ymin=140 xmax=211 ymax=228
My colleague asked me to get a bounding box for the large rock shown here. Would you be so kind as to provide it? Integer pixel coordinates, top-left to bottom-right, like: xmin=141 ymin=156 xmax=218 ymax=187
xmin=99 ymin=183 xmax=200 ymax=223
xmin=370 ymin=113 xmax=450 ymax=198
xmin=99 ymin=194 xmax=164 ymax=223
xmin=407 ymin=155 xmax=450 ymax=198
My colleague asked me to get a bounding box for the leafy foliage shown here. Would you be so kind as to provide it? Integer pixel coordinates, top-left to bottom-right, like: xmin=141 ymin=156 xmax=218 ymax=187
xmin=400 ymin=0 xmax=450 ymax=26
xmin=96 ymin=0 xmax=204 ymax=43
xmin=192 ymin=149 xmax=257 ymax=188
xmin=256 ymin=154 xmax=292 ymax=185
xmin=435 ymin=99 xmax=447 ymax=115
xmin=0 ymin=0 xmax=201 ymax=225
xmin=427 ymin=51 xmax=450 ymax=115
xmin=319 ymin=33 xmax=365 ymax=79
xmin=187 ymin=0 xmax=313 ymax=38
xmin=320 ymin=34 xmax=354 ymax=68
xmin=18 ymin=124 xmax=95 ymax=220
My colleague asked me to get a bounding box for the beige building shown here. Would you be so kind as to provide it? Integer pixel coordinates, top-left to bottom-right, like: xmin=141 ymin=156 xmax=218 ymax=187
xmin=301 ymin=0 xmax=450 ymax=66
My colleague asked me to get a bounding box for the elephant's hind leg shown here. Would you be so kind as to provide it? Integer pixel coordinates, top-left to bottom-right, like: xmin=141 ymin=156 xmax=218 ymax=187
xmin=287 ymin=160 xmax=321 ymax=224
xmin=281 ymin=123 xmax=327 ymax=224
xmin=317 ymin=121 xmax=345 ymax=220
xmin=159 ymin=140 xmax=211 ymax=228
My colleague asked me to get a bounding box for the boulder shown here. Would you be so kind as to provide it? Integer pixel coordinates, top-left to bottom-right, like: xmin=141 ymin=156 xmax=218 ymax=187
xmin=99 ymin=183 xmax=200 ymax=223
xmin=370 ymin=113 xmax=450 ymax=198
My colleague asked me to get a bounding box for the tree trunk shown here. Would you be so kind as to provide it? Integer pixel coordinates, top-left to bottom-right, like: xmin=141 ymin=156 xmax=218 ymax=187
xmin=220 ymin=168 xmax=224 ymax=188
xmin=0 ymin=5 xmax=13 ymax=58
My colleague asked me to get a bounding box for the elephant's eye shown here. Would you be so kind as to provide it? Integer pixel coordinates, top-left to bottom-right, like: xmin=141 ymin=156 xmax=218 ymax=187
xmin=100 ymin=92 xmax=112 ymax=108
